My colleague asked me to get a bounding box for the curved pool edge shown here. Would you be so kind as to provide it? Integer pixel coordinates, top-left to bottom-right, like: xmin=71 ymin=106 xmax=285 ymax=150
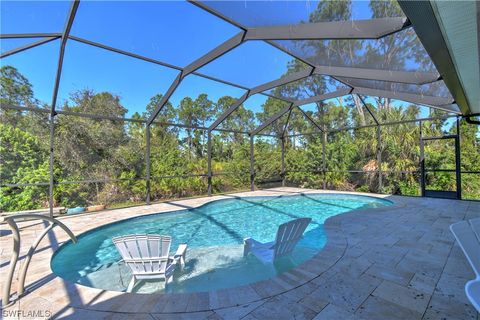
xmin=42 ymin=190 xmax=404 ymax=313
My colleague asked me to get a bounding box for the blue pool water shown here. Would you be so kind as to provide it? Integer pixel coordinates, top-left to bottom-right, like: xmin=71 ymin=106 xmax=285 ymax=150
xmin=51 ymin=193 xmax=392 ymax=293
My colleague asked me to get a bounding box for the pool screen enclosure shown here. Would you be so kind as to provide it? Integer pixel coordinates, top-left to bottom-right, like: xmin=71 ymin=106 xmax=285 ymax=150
xmin=1 ymin=0 xmax=479 ymax=215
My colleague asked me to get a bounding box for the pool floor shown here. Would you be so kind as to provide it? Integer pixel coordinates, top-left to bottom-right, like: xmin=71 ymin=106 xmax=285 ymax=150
xmin=51 ymin=193 xmax=392 ymax=293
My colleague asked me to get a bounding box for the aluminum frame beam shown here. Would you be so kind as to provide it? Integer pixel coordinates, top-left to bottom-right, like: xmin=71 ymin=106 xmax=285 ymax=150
xmin=208 ymin=91 xmax=251 ymax=131
xmin=314 ymin=66 xmax=440 ymax=85
xmin=283 ymin=114 xmax=459 ymax=137
xmin=183 ymin=32 xmax=244 ymax=76
xmin=251 ymin=103 xmax=293 ymax=135
xmin=50 ymin=0 xmax=80 ymax=115
xmin=356 ymin=94 xmax=379 ymax=125
xmin=244 ymin=17 xmax=410 ymax=41
xmin=0 ymin=104 xmax=280 ymax=136
xmin=352 ymin=86 xmax=457 ymax=110
xmin=147 ymin=31 xmax=245 ymax=125
xmin=1 ymin=36 xmax=60 ymax=59
xmin=329 ymin=114 xmax=459 ymax=134
xmin=293 ymin=88 xmax=352 ymax=106
xmin=337 ymin=75 xmax=447 ymax=94
xmin=427 ymin=104 xmax=462 ymax=114
xmin=281 ymin=108 xmax=293 ymax=137
xmin=188 ymin=0 xmax=248 ymax=32
xmin=0 ymin=33 xmax=62 ymax=39
xmin=250 ymin=68 xmax=314 ymax=95
xmin=146 ymin=72 xmax=182 ymax=126
xmin=295 ymin=106 xmax=324 ymax=133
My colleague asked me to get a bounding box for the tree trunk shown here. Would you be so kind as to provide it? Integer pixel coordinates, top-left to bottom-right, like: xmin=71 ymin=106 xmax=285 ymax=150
xmin=353 ymin=95 xmax=366 ymax=126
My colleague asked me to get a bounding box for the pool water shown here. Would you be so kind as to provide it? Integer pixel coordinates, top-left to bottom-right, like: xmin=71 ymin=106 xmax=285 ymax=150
xmin=51 ymin=193 xmax=392 ymax=293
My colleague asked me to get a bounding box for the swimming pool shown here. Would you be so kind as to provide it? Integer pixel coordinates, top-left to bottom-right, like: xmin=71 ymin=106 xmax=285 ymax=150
xmin=51 ymin=193 xmax=392 ymax=294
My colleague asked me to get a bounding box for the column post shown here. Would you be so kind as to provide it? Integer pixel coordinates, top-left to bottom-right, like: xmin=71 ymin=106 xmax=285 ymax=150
xmin=207 ymin=130 xmax=212 ymax=196
xmin=48 ymin=114 xmax=56 ymax=217
xmin=322 ymin=130 xmax=327 ymax=190
xmin=376 ymin=125 xmax=382 ymax=192
xmin=146 ymin=124 xmax=151 ymax=204
xmin=250 ymin=135 xmax=255 ymax=191
xmin=281 ymin=136 xmax=286 ymax=187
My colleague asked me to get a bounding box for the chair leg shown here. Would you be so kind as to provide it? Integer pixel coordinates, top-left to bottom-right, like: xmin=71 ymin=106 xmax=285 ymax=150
xmin=179 ymin=255 xmax=185 ymax=268
xmin=243 ymin=238 xmax=251 ymax=257
xmin=127 ymin=276 xmax=136 ymax=293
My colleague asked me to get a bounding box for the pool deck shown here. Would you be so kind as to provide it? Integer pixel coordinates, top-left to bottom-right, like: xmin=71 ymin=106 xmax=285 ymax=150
xmin=1 ymin=188 xmax=479 ymax=319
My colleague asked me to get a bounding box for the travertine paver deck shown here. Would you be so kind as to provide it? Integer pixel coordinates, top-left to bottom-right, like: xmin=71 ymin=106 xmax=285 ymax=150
xmin=1 ymin=188 xmax=479 ymax=319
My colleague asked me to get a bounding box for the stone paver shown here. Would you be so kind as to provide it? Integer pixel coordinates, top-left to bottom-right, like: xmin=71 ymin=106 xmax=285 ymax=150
xmin=371 ymin=280 xmax=430 ymax=314
xmin=1 ymin=188 xmax=479 ymax=319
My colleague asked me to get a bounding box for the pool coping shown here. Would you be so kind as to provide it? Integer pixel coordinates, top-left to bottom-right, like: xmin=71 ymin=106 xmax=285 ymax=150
xmin=2 ymin=188 xmax=408 ymax=314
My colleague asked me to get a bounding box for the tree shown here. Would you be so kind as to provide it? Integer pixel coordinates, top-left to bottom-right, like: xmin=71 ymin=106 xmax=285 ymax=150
xmin=1 ymin=43 xmax=479 ymax=213
xmin=144 ymin=94 xmax=176 ymax=124
xmin=0 ymin=65 xmax=36 ymax=107
xmin=177 ymin=96 xmax=196 ymax=159
xmin=215 ymin=95 xmax=253 ymax=143
xmin=55 ymin=90 xmax=128 ymax=181
xmin=0 ymin=124 xmax=50 ymax=211
xmin=255 ymin=97 xmax=290 ymax=136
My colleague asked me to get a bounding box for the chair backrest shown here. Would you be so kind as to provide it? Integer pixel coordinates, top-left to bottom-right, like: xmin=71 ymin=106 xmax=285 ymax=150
xmin=274 ymin=218 xmax=312 ymax=259
xmin=450 ymin=217 xmax=480 ymax=278
xmin=113 ymin=234 xmax=171 ymax=275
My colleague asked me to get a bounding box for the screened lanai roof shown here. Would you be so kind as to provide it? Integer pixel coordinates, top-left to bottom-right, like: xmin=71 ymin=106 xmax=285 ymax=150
xmin=1 ymin=0 xmax=478 ymax=134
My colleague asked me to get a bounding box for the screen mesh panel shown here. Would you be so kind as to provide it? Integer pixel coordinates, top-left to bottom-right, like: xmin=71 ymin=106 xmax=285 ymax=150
xmin=165 ymin=74 xmax=246 ymax=128
xmin=197 ymin=41 xmax=309 ymax=88
xmin=274 ymin=28 xmax=437 ymax=73
xmin=57 ymin=40 xmax=179 ymax=118
xmin=1 ymin=38 xmax=46 ymax=54
xmin=70 ymin=1 xmax=241 ymax=67
xmin=359 ymin=95 xmax=453 ymax=124
xmin=199 ymin=0 xmax=406 ymax=27
xmin=0 ymin=109 xmax=50 ymax=185
xmin=2 ymin=0 xmax=474 ymax=212
xmin=1 ymin=39 xmax=60 ymax=108
xmin=340 ymin=78 xmax=452 ymax=99
xmin=1 ymin=1 xmax=71 ymax=33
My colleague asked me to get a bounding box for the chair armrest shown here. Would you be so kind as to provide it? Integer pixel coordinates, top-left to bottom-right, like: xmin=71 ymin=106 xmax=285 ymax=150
xmin=244 ymin=238 xmax=274 ymax=248
xmin=172 ymin=244 xmax=187 ymax=267
xmin=244 ymin=237 xmax=263 ymax=247
xmin=174 ymin=244 xmax=187 ymax=258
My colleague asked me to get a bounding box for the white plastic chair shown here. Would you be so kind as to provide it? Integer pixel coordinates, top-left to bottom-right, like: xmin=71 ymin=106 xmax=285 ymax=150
xmin=112 ymin=234 xmax=187 ymax=292
xmin=244 ymin=218 xmax=312 ymax=263
xmin=450 ymin=217 xmax=480 ymax=312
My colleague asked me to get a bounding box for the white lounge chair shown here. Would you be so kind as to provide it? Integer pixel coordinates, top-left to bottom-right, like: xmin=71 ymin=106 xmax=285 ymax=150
xmin=244 ymin=218 xmax=312 ymax=263
xmin=450 ymin=217 xmax=480 ymax=312
xmin=112 ymin=234 xmax=187 ymax=292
